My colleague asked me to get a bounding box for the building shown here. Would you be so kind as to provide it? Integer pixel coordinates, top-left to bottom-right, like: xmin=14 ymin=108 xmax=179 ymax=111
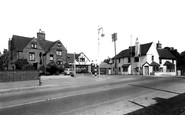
xmin=112 ymin=39 xmax=176 ymax=76
xmin=8 ymin=30 xmax=67 ymax=70
xmin=100 ymin=62 xmax=112 ymax=74
xmin=67 ymin=52 xmax=92 ymax=73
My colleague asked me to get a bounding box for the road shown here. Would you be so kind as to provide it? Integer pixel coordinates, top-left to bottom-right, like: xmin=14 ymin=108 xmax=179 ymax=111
xmin=0 ymin=76 xmax=185 ymax=115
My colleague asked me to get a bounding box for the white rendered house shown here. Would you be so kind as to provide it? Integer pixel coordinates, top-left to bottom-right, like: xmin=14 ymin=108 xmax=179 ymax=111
xmin=112 ymin=39 xmax=176 ymax=76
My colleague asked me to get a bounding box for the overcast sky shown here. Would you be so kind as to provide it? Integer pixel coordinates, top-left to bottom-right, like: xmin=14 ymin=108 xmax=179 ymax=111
xmin=0 ymin=0 xmax=185 ymax=62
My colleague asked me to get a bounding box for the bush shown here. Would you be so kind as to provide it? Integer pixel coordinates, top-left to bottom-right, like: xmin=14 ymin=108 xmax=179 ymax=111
xmin=15 ymin=59 xmax=29 ymax=70
xmin=57 ymin=64 xmax=65 ymax=73
xmin=22 ymin=64 xmax=34 ymax=70
xmin=46 ymin=61 xmax=59 ymax=75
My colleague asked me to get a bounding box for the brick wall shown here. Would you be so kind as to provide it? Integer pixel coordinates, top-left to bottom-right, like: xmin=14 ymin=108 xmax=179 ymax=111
xmin=0 ymin=70 xmax=39 ymax=82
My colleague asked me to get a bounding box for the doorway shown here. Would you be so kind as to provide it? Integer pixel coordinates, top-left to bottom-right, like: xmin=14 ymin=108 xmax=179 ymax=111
xmin=145 ymin=66 xmax=149 ymax=75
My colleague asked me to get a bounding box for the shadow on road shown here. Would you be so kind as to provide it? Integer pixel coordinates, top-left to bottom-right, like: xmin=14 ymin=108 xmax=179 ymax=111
xmin=126 ymin=92 xmax=185 ymax=115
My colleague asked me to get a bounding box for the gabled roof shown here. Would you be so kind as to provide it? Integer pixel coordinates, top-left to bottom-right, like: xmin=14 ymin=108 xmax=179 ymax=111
xmin=11 ymin=35 xmax=66 ymax=53
xmin=157 ymin=49 xmax=176 ymax=59
xmin=11 ymin=35 xmax=33 ymax=51
xmin=113 ymin=42 xmax=153 ymax=59
xmin=38 ymin=40 xmax=55 ymax=52
xmin=67 ymin=52 xmax=90 ymax=64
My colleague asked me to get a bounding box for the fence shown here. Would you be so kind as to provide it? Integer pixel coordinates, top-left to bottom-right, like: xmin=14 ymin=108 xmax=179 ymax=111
xmin=0 ymin=70 xmax=39 ymax=82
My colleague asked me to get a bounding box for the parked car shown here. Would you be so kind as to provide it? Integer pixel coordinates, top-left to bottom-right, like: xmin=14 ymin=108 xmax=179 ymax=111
xmin=63 ymin=68 xmax=76 ymax=77
xmin=64 ymin=68 xmax=73 ymax=75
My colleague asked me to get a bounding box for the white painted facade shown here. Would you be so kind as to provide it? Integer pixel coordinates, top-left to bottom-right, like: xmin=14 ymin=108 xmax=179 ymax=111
xmin=112 ymin=41 xmax=177 ymax=76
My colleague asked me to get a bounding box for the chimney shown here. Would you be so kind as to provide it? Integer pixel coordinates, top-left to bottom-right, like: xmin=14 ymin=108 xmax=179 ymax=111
xmin=156 ymin=41 xmax=162 ymax=49
xmin=3 ymin=49 xmax=8 ymax=54
xmin=37 ymin=29 xmax=45 ymax=40
xmin=135 ymin=38 xmax=140 ymax=56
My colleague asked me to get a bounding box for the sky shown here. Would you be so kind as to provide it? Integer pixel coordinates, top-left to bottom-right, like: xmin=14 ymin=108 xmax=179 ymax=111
xmin=0 ymin=0 xmax=185 ymax=62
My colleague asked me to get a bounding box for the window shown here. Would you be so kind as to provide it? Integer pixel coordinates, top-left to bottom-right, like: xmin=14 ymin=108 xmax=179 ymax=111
xmin=31 ymin=43 xmax=37 ymax=49
xmin=56 ymin=50 xmax=62 ymax=56
xmin=119 ymin=67 xmax=121 ymax=72
xmin=50 ymin=54 xmax=54 ymax=61
xmin=152 ymin=56 xmax=154 ymax=61
xmin=57 ymin=61 xmax=63 ymax=65
xmin=123 ymin=67 xmax=128 ymax=72
xmin=166 ymin=65 xmax=175 ymax=72
xmin=153 ymin=66 xmax=159 ymax=72
xmin=118 ymin=58 xmax=121 ymax=63
xmin=134 ymin=57 xmax=139 ymax=62
xmin=160 ymin=67 xmax=163 ymax=72
xmin=128 ymin=57 xmax=131 ymax=63
xmin=159 ymin=59 xmax=162 ymax=64
xmin=80 ymin=58 xmax=85 ymax=62
xmin=29 ymin=52 xmax=35 ymax=61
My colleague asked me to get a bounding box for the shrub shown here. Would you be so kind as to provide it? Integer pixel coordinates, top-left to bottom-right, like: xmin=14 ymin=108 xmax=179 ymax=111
xmin=46 ymin=61 xmax=58 ymax=75
xmin=15 ymin=59 xmax=29 ymax=70
xmin=22 ymin=64 xmax=34 ymax=70
xmin=57 ymin=64 xmax=65 ymax=73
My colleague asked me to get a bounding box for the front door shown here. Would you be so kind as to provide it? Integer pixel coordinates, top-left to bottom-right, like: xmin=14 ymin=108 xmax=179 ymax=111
xmin=33 ymin=63 xmax=38 ymax=70
xmin=145 ymin=66 xmax=149 ymax=75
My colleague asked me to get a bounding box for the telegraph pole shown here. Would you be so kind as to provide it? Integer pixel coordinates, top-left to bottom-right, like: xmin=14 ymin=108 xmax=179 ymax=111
xmin=112 ymin=33 xmax=117 ymax=74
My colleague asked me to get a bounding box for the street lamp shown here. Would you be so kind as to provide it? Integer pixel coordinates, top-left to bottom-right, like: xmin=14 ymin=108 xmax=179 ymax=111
xmin=98 ymin=26 xmax=105 ymax=77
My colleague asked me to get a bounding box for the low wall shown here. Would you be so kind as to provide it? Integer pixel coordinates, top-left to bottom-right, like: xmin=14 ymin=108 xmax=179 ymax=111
xmin=0 ymin=70 xmax=39 ymax=82
xmin=155 ymin=72 xmax=176 ymax=76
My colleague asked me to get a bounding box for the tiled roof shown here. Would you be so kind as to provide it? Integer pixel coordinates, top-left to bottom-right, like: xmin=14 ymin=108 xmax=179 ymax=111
xmin=38 ymin=40 xmax=55 ymax=52
xmin=157 ymin=49 xmax=176 ymax=59
xmin=122 ymin=64 xmax=130 ymax=68
xmin=113 ymin=42 xmax=153 ymax=59
xmin=150 ymin=61 xmax=160 ymax=66
xmin=11 ymin=35 xmax=65 ymax=53
xmin=113 ymin=49 xmax=130 ymax=59
xmin=12 ymin=35 xmax=33 ymax=51
xmin=100 ymin=62 xmax=112 ymax=68
xmin=163 ymin=61 xmax=175 ymax=66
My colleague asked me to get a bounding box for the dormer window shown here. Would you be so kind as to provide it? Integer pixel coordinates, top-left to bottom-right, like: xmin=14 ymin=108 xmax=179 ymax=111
xmin=31 ymin=42 xmax=37 ymax=49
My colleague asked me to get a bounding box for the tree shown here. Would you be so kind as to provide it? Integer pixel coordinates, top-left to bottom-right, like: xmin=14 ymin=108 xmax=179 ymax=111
xmin=164 ymin=47 xmax=181 ymax=70
xmin=180 ymin=51 xmax=185 ymax=75
xmin=103 ymin=57 xmax=112 ymax=64
xmin=14 ymin=59 xmax=29 ymax=70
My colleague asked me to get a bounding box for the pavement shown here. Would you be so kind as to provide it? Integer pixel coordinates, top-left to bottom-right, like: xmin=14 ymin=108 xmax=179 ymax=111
xmin=0 ymin=74 xmax=184 ymax=94
xmin=0 ymin=74 xmax=130 ymax=93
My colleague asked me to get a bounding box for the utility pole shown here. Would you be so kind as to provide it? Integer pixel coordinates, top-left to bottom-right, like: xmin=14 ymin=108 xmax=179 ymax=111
xmin=130 ymin=35 xmax=133 ymax=75
xmin=73 ymin=52 xmax=76 ymax=77
xmin=112 ymin=33 xmax=117 ymax=74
